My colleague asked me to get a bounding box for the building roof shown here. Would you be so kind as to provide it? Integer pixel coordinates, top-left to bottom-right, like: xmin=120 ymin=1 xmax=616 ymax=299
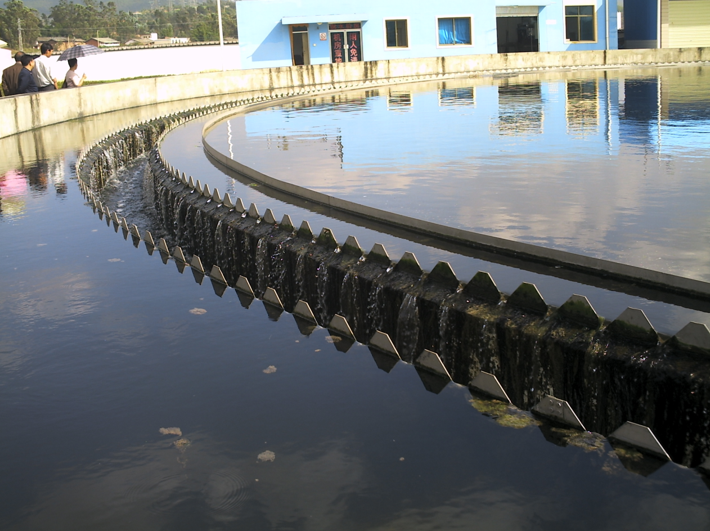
xmin=38 ymin=36 xmax=85 ymax=43
xmin=89 ymin=37 xmax=120 ymax=44
xmin=125 ymin=38 xmax=154 ymax=45
xmin=281 ymin=13 xmax=369 ymax=24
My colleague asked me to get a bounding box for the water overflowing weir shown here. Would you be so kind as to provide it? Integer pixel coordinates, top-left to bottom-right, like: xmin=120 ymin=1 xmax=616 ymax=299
xmin=76 ymin=98 xmax=710 ymax=472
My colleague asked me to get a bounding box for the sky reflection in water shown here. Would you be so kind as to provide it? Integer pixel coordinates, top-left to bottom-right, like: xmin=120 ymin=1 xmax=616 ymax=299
xmin=207 ymin=67 xmax=710 ymax=283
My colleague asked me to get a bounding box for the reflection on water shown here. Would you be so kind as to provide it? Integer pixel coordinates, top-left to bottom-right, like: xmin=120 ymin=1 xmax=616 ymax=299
xmin=0 ymin=171 xmax=28 ymax=217
xmin=439 ymin=86 xmax=474 ymax=108
xmin=208 ymin=67 xmax=710 ymax=283
xmin=0 ymin=158 xmax=66 ymax=218
xmin=492 ymin=83 xmax=542 ymax=135
xmin=566 ymin=79 xmax=600 ymax=135
xmin=2 ymin=74 xmax=710 ymax=530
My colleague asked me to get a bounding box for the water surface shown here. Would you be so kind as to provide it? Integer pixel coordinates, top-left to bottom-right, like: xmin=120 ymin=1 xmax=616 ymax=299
xmin=206 ymin=66 xmax=710 ymax=283
xmin=2 ymin=82 xmax=710 ymax=530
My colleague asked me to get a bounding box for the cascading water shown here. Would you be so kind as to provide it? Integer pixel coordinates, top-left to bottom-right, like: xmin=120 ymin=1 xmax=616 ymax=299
xmin=315 ymin=260 xmax=331 ymax=325
xmin=181 ymin=203 xmax=196 ymax=254
xmin=396 ymin=293 xmax=420 ymax=362
xmin=195 ymin=208 xmax=217 ymax=268
xmin=437 ymin=302 xmax=454 ymax=366
xmin=366 ymin=282 xmax=385 ymax=340
xmin=241 ymin=231 xmax=253 ymax=291
xmin=270 ymin=237 xmax=292 ymax=307
xmin=214 ymin=220 xmax=228 ymax=277
xmin=339 ymin=272 xmax=361 ymax=339
xmin=172 ymin=195 xmax=186 ymax=243
xmin=255 ymin=237 xmax=268 ymax=294
xmin=477 ymin=321 xmax=499 ymax=375
xmin=294 ymin=252 xmax=306 ymax=303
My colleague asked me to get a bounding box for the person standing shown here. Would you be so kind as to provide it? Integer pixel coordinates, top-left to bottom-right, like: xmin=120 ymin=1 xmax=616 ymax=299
xmin=63 ymin=58 xmax=86 ymax=88
xmin=2 ymin=51 xmax=25 ymax=96
xmin=32 ymin=43 xmax=58 ymax=92
xmin=17 ymin=55 xmax=39 ymax=94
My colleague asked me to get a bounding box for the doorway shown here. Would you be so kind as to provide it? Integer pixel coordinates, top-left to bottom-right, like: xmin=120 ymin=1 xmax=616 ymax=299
xmin=329 ymin=23 xmax=363 ymax=63
xmin=290 ymin=25 xmax=310 ymax=66
xmin=496 ymin=16 xmax=539 ymax=53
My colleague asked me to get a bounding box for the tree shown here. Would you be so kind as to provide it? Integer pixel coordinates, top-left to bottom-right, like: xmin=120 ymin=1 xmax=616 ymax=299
xmin=0 ymin=0 xmax=42 ymax=50
xmin=190 ymin=18 xmax=217 ymax=42
xmin=47 ymin=0 xmax=101 ymax=40
xmin=114 ymin=10 xmax=136 ymax=43
xmin=42 ymin=0 xmax=141 ymax=42
xmin=98 ymin=1 xmax=118 ymax=37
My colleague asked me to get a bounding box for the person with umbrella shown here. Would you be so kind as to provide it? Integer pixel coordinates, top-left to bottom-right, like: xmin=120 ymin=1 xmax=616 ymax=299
xmin=58 ymin=45 xmax=104 ymax=88
xmin=63 ymin=58 xmax=86 ymax=88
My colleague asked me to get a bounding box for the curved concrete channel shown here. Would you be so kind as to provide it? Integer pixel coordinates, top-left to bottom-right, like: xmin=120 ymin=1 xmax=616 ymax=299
xmin=75 ymin=78 xmax=710 ymax=472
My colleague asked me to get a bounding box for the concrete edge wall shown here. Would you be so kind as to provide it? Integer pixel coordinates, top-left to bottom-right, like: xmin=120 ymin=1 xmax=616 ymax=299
xmin=3 ymin=47 xmax=709 ymax=139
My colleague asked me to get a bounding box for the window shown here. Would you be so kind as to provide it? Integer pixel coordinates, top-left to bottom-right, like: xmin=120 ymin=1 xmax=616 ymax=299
xmin=565 ymin=5 xmax=596 ymax=42
xmin=385 ymin=19 xmax=408 ymax=48
xmin=438 ymin=17 xmax=472 ymax=45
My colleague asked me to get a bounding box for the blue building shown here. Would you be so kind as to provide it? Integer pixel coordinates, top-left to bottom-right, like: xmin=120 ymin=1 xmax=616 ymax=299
xmin=623 ymin=0 xmax=710 ymax=49
xmin=236 ymin=0 xmax=618 ymax=69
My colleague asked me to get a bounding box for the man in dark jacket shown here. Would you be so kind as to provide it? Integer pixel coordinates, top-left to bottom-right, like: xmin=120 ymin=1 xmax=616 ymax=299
xmin=17 ymin=54 xmax=38 ymax=94
xmin=2 ymin=51 xmax=25 ymax=96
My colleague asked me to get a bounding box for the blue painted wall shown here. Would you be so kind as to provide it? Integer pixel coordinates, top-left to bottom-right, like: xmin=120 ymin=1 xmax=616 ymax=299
xmin=236 ymin=0 xmax=616 ymax=70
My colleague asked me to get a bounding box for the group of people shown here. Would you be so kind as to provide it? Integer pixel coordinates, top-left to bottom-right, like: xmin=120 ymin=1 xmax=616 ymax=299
xmin=2 ymin=43 xmax=87 ymax=97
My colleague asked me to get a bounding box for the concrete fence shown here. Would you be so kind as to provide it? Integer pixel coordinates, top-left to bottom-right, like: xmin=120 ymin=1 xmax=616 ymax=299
xmin=2 ymin=47 xmax=709 ymax=140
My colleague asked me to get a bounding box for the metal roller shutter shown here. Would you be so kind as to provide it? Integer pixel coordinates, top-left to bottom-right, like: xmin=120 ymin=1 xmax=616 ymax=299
xmin=668 ymin=0 xmax=710 ymax=47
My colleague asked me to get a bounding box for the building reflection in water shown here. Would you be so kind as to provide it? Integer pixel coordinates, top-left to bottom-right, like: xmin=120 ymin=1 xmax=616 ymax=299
xmin=0 ymin=170 xmax=29 ymax=217
xmin=25 ymin=157 xmax=67 ymax=195
xmin=492 ymin=82 xmax=544 ymax=136
xmin=620 ymin=76 xmax=658 ymax=148
xmin=438 ymin=85 xmax=475 ymax=108
xmin=388 ymin=89 xmax=413 ymax=110
xmin=0 ymin=156 xmax=66 ymax=218
xmin=566 ymin=79 xmax=600 ymax=137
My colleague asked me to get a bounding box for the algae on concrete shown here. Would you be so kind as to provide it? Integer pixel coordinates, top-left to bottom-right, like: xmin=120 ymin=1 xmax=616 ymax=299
xmin=469 ymin=397 xmax=540 ymax=429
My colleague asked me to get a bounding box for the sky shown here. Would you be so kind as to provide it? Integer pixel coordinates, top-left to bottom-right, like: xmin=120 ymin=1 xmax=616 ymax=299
xmin=21 ymin=0 xmax=625 ymax=17
xmin=21 ymin=0 xmax=156 ymax=15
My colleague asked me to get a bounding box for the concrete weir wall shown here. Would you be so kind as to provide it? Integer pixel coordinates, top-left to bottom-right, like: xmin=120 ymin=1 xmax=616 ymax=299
xmin=2 ymin=47 xmax=710 ymax=139
xmin=75 ymin=105 xmax=710 ymax=470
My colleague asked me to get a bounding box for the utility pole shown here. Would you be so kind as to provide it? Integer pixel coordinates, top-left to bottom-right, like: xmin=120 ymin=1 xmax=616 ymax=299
xmin=216 ymin=0 xmax=224 ymax=70
xmin=17 ymin=18 xmax=23 ymax=51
